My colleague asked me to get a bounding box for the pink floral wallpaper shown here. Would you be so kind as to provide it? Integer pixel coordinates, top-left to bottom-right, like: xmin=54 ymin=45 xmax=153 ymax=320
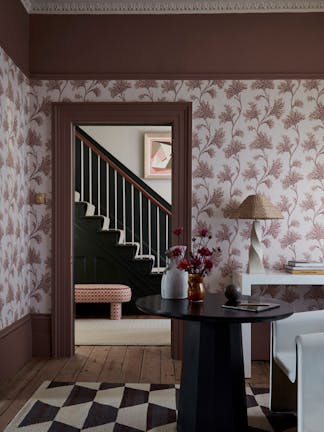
xmin=1 ymin=46 xmax=324 ymax=329
xmin=0 ymin=47 xmax=30 ymax=329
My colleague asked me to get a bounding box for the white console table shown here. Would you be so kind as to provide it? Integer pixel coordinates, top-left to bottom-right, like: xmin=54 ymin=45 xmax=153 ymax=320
xmin=232 ymin=271 xmax=324 ymax=378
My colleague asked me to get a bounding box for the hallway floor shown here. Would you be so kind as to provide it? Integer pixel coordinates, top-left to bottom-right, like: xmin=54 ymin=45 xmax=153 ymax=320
xmin=0 ymin=345 xmax=269 ymax=430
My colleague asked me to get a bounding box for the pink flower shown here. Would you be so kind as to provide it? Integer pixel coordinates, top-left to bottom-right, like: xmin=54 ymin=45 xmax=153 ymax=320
xmin=198 ymin=228 xmax=209 ymax=237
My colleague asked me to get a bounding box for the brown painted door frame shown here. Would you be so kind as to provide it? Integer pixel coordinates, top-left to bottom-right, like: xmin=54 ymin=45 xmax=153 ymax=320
xmin=52 ymin=102 xmax=192 ymax=357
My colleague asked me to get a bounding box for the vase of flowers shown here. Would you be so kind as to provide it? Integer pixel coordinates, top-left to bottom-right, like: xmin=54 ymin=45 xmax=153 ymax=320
xmin=161 ymin=244 xmax=188 ymax=299
xmin=187 ymin=273 xmax=205 ymax=302
xmin=176 ymin=228 xmax=218 ymax=302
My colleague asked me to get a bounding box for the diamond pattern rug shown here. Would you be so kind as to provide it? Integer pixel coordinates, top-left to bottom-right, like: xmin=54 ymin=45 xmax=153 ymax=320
xmin=4 ymin=381 xmax=297 ymax=431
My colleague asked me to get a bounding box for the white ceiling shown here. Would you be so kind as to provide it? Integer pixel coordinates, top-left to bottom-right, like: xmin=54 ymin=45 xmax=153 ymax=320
xmin=20 ymin=0 xmax=324 ymax=14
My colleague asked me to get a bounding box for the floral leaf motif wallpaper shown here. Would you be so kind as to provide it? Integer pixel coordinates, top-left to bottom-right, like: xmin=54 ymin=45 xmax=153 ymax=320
xmin=0 ymin=48 xmax=30 ymax=328
xmin=1 ymin=45 xmax=324 ymax=330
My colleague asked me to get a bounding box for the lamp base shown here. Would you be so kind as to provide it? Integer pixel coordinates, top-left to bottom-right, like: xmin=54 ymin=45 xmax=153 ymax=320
xmin=247 ymin=220 xmax=265 ymax=274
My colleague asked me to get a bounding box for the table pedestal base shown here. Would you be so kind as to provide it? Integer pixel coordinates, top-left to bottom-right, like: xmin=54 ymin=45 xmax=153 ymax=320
xmin=177 ymin=320 xmax=247 ymax=432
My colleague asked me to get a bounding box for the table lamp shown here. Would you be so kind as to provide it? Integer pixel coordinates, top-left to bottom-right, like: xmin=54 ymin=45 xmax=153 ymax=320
xmin=231 ymin=194 xmax=283 ymax=273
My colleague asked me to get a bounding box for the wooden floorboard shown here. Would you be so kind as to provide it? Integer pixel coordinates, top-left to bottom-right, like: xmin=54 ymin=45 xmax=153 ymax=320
xmin=122 ymin=346 xmax=144 ymax=382
xmin=161 ymin=346 xmax=176 ymax=384
xmin=55 ymin=345 xmax=94 ymax=381
xmin=98 ymin=346 xmax=127 ymax=383
xmin=77 ymin=346 xmax=110 ymax=382
xmin=140 ymin=347 xmax=161 ymax=383
xmin=0 ymin=346 xmax=270 ymax=430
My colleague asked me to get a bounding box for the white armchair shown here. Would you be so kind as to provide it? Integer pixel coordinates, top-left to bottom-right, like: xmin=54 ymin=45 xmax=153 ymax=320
xmin=270 ymin=309 xmax=324 ymax=432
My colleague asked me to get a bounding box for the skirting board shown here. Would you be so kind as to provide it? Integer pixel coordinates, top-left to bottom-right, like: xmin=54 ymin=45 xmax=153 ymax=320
xmin=0 ymin=313 xmax=52 ymax=384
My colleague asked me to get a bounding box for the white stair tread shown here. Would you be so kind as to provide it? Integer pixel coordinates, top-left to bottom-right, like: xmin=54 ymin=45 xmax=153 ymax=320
xmin=151 ymin=267 xmax=166 ymax=274
xmin=136 ymin=254 xmax=155 ymax=261
xmin=84 ymin=202 xmax=95 ymax=216
xmin=100 ymin=216 xmax=110 ymax=231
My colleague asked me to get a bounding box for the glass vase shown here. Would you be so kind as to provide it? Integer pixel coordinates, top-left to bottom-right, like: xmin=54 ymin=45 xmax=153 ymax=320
xmin=188 ymin=273 xmax=205 ymax=302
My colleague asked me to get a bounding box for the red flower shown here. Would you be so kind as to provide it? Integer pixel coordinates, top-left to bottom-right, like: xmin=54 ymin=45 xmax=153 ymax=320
xmin=204 ymin=259 xmax=213 ymax=272
xmin=173 ymin=226 xmax=184 ymax=237
xmin=175 ymin=228 xmax=221 ymax=275
xmin=197 ymin=247 xmax=213 ymax=256
xmin=190 ymin=257 xmax=202 ymax=270
xmin=170 ymin=247 xmax=182 ymax=258
xmin=178 ymin=259 xmax=190 ymax=271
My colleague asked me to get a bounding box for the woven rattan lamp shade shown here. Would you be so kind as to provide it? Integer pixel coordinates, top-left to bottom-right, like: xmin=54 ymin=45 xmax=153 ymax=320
xmin=231 ymin=194 xmax=283 ymax=220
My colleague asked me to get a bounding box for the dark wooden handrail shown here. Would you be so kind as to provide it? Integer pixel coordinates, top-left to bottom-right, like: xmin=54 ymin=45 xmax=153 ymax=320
xmin=75 ymin=129 xmax=172 ymax=217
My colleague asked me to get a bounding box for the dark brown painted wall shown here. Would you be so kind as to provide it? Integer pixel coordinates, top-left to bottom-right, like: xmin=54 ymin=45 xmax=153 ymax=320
xmin=0 ymin=0 xmax=29 ymax=75
xmin=30 ymin=12 xmax=324 ymax=79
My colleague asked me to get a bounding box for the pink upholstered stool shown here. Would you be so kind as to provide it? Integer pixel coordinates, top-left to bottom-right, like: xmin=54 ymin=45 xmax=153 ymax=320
xmin=74 ymin=284 xmax=132 ymax=320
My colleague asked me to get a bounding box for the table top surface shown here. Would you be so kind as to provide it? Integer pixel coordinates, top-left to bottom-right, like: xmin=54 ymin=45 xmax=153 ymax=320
xmin=136 ymin=293 xmax=294 ymax=323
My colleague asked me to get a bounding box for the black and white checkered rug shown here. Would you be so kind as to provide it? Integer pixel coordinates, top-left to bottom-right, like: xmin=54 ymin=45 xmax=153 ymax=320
xmin=4 ymin=381 xmax=297 ymax=431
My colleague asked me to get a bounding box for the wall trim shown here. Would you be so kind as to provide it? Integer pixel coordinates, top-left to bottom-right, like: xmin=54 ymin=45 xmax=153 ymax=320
xmin=31 ymin=313 xmax=52 ymax=357
xmin=21 ymin=0 xmax=324 ymax=14
xmin=0 ymin=315 xmax=32 ymax=383
xmin=30 ymin=72 xmax=324 ymax=81
xmin=52 ymin=102 xmax=192 ymax=358
xmin=0 ymin=314 xmax=30 ymax=340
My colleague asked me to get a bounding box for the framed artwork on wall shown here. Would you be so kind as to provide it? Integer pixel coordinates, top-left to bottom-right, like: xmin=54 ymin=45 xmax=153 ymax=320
xmin=144 ymin=132 xmax=172 ymax=179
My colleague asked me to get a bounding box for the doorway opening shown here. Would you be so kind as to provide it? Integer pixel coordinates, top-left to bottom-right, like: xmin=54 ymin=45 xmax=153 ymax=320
xmin=52 ymin=102 xmax=192 ymax=358
xmin=73 ymin=124 xmax=172 ymax=346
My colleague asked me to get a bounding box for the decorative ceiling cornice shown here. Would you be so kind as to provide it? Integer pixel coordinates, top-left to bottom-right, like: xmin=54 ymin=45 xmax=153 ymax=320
xmin=20 ymin=0 xmax=324 ymax=14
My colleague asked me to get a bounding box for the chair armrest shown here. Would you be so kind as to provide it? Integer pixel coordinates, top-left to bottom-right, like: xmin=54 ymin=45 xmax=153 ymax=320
xmin=272 ymin=310 xmax=324 ymax=356
xmin=272 ymin=310 xmax=324 ymax=382
xmin=296 ymin=332 xmax=324 ymax=431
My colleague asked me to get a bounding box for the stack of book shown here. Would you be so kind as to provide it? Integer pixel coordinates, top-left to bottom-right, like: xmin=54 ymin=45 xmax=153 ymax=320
xmin=285 ymin=261 xmax=324 ymax=274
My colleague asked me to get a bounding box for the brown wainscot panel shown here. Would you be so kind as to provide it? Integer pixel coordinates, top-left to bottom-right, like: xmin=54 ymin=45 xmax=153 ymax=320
xmin=0 ymin=315 xmax=32 ymax=383
xmin=31 ymin=313 xmax=52 ymax=357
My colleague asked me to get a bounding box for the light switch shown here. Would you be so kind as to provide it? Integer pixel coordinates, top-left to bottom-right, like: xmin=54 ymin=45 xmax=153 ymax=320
xmin=35 ymin=193 xmax=46 ymax=204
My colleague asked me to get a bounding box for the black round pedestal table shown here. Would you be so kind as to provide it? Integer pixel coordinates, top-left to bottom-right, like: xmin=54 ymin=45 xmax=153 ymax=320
xmin=136 ymin=293 xmax=293 ymax=432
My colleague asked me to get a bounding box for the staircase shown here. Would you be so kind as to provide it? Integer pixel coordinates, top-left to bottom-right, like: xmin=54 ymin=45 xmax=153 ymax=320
xmin=74 ymin=128 xmax=172 ymax=315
